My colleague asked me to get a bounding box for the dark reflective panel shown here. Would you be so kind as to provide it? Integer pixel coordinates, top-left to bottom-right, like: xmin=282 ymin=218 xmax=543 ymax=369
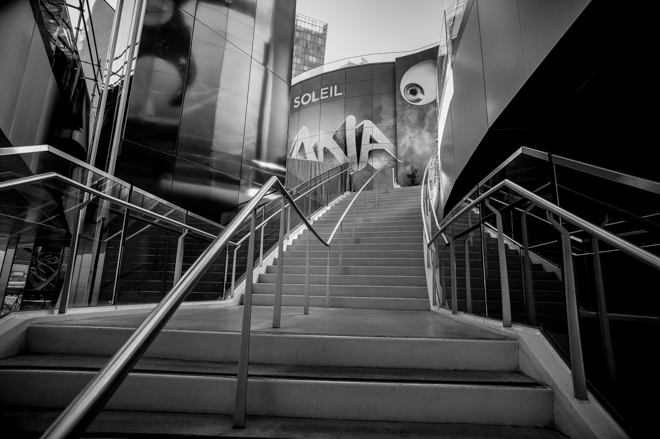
xmin=298 ymin=104 xmax=321 ymax=139
xmin=321 ymin=69 xmax=346 ymax=87
xmin=373 ymin=63 xmax=396 ymax=79
xmin=253 ymin=2 xmax=294 ymax=82
xmin=345 ymin=95 xmax=373 ymax=125
xmin=172 ymin=0 xmax=198 ymax=16
xmin=320 ymin=99 xmax=346 ymax=136
xmin=115 ymin=140 xmax=175 ymax=201
xmin=124 ymin=0 xmax=194 ymax=154
xmin=373 ymin=77 xmax=395 ymax=94
xmin=346 ymin=65 xmax=373 ymax=83
xmin=196 ymin=0 xmax=256 ymax=55
xmin=346 ymin=79 xmax=373 ymax=98
xmin=171 ymin=158 xmax=240 ymax=224
xmin=288 ymin=111 xmax=300 ymax=143
xmin=373 ymin=93 xmax=396 ymax=127
xmin=178 ymin=20 xmax=250 ymax=177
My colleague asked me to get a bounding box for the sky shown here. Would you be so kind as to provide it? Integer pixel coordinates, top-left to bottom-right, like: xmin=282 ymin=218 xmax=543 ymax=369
xmin=296 ymin=0 xmax=445 ymax=63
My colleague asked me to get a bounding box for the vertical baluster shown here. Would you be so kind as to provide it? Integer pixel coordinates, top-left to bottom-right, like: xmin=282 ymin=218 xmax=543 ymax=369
xmin=223 ymin=245 xmax=229 ymax=299
xmin=231 ymin=244 xmax=240 ymax=299
xmin=173 ymin=229 xmax=188 ymax=284
xmin=339 ymin=222 xmax=343 ymax=275
xmin=234 ymin=210 xmax=257 ymax=427
xmin=304 ymin=224 xmax=310 ymax=315
xmin=464 ymin=238 xmax=472 ymax=314
xmin=485 ymin=199 xmax=512 ymax=327
xmin=546 ymin=213 xmax=588 ymax=401
xmin=592 ymin=236 xmax=618 ymax=389
xmin=521 ymin=204 xmax=537 ymax=325
xmin=450 ymin=235 xmax=457 ymax=315
xmin=325 ymin=245 xmax=330 ymax=308
xmin=273 ymin=196 xmax=286 ymax=328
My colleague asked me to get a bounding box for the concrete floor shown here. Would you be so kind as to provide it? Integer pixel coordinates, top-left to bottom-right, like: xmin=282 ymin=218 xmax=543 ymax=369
xmin=44 ymin=306 xmax=506 ymax=340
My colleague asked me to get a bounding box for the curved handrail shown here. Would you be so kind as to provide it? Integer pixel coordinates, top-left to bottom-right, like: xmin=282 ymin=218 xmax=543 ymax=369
xmin=429 ymin=179 xmax=660 ymax=271
xmin=0 ymin=172 xmax=215 ymax=241
xmin=39 ymin=175 xmax=329 ymax=439
xmin=326 ymin=166 xmax=388 ymax=244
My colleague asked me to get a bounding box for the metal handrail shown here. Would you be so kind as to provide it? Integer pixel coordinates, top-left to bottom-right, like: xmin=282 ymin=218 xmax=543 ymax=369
xmin=0 ymin=172 xmax=215 ymax=242
xmin=428 ymin=179 xmax=660 ymax=270
xmin=39 ymin=175 xmax=330 ymax=438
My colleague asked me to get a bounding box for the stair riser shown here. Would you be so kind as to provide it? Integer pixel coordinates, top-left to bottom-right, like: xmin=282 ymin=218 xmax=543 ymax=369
xmin=25 ymin=326 xmax=519 ymax=370
xmin=287 ymin=243 xmax=422 ymax=251
xmin=252 ymin=283 xmax=427 ymax=298
xmin=0 ymin=371 xmax=552 ymax=426
xmin=258 ymin=274 xmax=426 ymax=287
xmin=282 ymin=250 xmax=423 ymax=259
xmin=266 ymin=265 xmax=426 ymax=276
xmin=252 ymin=294 xmax=429 ymax=310
xmin=276 ymin=258 xmax=424 ymax=267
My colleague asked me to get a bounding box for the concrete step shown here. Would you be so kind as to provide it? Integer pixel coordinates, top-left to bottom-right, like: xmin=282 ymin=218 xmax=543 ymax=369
xmin=252 ymin=294 xmax=431 ymax=311
xmin=0 ymin=354 xmax=552 ymax=426
xmin=287 ymin=243 xmax=422 ymax=251
xmin=299 ymin=229 xmax=422 ymax=239
xmin=253 ymin=283 xmax=427 ymax=298
xmin=275 ymin=257 xmax=425 ymax=267
xmin=266 ymin=265 xmax=426 ymax=277
xmin=281 ymin=250 xmax=423 ymax=259
xmin=1 ymin=408 xmax=568 ymax=438
xmin=23 ymin=323 xmax=520 ymax=370
xmin=258 ymin=273 xmax=426 ymax=287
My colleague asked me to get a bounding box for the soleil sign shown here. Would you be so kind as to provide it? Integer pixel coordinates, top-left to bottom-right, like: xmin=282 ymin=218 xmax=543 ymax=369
xmin=293 ymin=85 xmax=344 ymax=109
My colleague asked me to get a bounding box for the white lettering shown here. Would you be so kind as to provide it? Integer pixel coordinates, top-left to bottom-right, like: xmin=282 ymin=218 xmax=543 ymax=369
xmin=293 ymin=85 xmax=345 ymax=109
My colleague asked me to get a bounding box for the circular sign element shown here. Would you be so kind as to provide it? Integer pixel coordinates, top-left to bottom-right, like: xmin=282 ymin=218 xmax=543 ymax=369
xmin=400 ymin=60 xmax=437 ymax=105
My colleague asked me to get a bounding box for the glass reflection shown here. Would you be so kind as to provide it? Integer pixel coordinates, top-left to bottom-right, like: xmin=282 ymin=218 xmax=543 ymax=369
xmin=124 ymin=0 xmax=195 ymax=154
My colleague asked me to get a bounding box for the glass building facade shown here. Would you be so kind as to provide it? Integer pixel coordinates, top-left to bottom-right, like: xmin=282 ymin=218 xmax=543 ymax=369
xmin=292 ymin=13 xmax=327 ymax=78
xmin=111 ymin=0 xmax=296 ymax=225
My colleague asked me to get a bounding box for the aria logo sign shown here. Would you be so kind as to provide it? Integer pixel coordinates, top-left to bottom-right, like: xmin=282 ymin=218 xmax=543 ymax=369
xmin=293 ymin=85 xmax=344 ymax=109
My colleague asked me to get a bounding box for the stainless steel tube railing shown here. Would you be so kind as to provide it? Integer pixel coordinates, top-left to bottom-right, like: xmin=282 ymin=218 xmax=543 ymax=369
xmin=426 ymin=177 xmax=660 ymax=402
xmin=38 ymin=175 xmax=332 ymax=438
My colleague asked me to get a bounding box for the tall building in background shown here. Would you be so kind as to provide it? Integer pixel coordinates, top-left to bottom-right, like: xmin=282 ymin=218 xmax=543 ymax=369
xmin=292 ymin=13 xmax=327 ymax=78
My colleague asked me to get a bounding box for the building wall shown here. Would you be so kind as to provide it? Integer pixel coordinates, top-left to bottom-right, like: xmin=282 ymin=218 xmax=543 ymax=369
xmin=439 ymin=0 xmax=591 ymax=209
xmin=114 ymin=0 xmax=296 ymax=224
xmin=292 ymin=14 xmax=327 ymax=77
xmin=0 ymin=0 xmax=65 ymax=149
xmin=288 ymin=50 xmax=439 ymax=191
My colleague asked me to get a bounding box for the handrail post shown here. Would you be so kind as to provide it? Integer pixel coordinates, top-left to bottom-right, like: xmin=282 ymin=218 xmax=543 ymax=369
xmin=339 ymin=222 xmax=343 ymax=275
xmin=547 ymin=213 xmax=588 ymax=401
xmin=464 ymin=238 xmax=472 ymax=314
xmin=259 ymin=210 xmax=265 ymax=266
xmin=352 ymin=202 xmax=356 ymax=243
xmin=592 ymin=236 xmax=618 ymax=388
xmin=450 ymin=235 xmax=457 ymax=315
xmin=231 ymin=244 xmax=240 ymax=299
xmin=286 ymin=204 xmax=291 ymax=239
xmin=223 ymin=246 xmax=229 ymax=299
xmin=375 ymin=173 xmax=378 ymax=206
xmin=485 ymin=199 xmax=512 ymax=327
xmin=304 ymin=225 xmax=310 ymax=315
xmin=108 ymin=202 xmax=131 ymax=307
xmin=326 ymin=245 xmax=330 ymax=308
xmin=234 ymin=210 xmax=258 ymax=427
xmin=364 ymin=188 xmax=368 ymax=221
xmin=521 ymin=203 xmax=537 ymax=325
xmin=58 ymin=201 xmax=86 ymax=313
xmin=273 ymin=196 xmax=286 ymax=328
xmin=173 ymin=228 xmax=189 ymax=284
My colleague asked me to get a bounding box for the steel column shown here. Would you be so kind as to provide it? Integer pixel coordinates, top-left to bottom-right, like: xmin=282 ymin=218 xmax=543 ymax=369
xmin=450 ymin=235 xmax=457 ymax=315
xmin=464 ymin=238 xmax=472 ymax=314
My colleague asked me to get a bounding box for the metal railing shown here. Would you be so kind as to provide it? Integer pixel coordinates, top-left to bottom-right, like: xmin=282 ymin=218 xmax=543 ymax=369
xmin=426 ymin=177 xmax=660 ymax=403
xmin=37 ymin=174 xmax=329 ymax=438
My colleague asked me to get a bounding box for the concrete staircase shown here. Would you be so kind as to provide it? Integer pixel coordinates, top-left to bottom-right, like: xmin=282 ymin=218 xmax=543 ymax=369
xmin=0 ymin=186 xmax=568 ymax=437
xmin=0 ymin=306 xmax=561 ymax=438
xmin=253 ymin=186 xmax=430 ymax=311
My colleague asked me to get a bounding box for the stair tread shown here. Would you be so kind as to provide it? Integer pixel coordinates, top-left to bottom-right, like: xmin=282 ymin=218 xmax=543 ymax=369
xmin=0 ymin=408 xmax=570 ymax=439
xmin=0 ymin=354 xmax=544 ymax=387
